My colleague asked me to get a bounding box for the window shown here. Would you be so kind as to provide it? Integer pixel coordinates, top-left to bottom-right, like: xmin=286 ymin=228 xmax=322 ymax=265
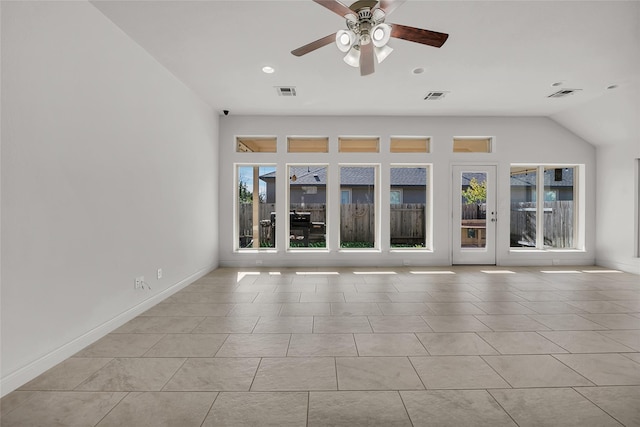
xmin=510 ymin=165 xmax=579 ymax=249
xmin=341 ymin=189 xmax=352 ymax=204
xmin=390 ymin=137 xmax=430 ymax=153
xmin=339 ymin=137 xmax=379 ymax=153
xmin=236 ymin=165 xmax=276 ymax=250
xmin=453 ymin=137 xmax=492 ymax=153
xmin=288 ymin=137 xmax=329 ymax=153
xmin=390 ymin=190 xmax=402 ymax=204
xmin=390 ymin=165 xmax=429 ymax=249
xmin=288 ymin=165 xmax=327 ymax=249
xmin=340 ymin=165 xmax=378 ymax=248
xmin=236 ymin=137 xmax=277 ymax=153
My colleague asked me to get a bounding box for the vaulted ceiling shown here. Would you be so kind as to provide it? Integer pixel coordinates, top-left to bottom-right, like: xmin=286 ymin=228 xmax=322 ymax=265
xmin=92 ymin=0 xmax=639 ymax=146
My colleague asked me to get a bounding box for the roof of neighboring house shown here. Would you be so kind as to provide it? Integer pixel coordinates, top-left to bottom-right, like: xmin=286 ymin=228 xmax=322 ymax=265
xmin=261 ymin=166 xmax=427 ymax=186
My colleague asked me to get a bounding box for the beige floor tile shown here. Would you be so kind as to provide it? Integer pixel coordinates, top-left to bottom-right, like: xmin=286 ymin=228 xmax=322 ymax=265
xmin=76 ymin=358 xmax=185 ymax=391
xmin=471 ymin=291 xmax=526 ymax=302
xmin=343 ymin=292 xmax=392 ymax=302
xmin=300 ymin=292 xmax=345 ymax=303
xmin=478 ymin=332 xmax=567 ymax=354
xmin=474 ymin=315 xmax=550 ymax=331
xmin=167 ymin=292 xmax=255 ymax=304
xmin=253 ymin=293 xmax=301 ymax=303
xmin=336 ymin=357 xmax=424 ymax=390
xmin=114 ymin=316 xmax=204 ymax=334
xmin=19 ymin=358 xmax=112 ymax=391
xmin=141 ymin=303 xmax=233 ymax=317
xmin=482 ymin=355 xmax=593 ymax=387
xmin=511 ymin=291 xmax=566 ymax=301
xmin=599 ymin=329 xmax=640 ymax=351
xmin=566 ymin=300 xmax=632 ymax=313
xmin=377 ymin=303 xmax=434 ymax=315
xmin=143 ymin=334 xmax=227 ymax=357
xmin=97 ymin=391 xmax=217 ymax=427
xmin=308 ymin=391 xmax=412 ymax=427
xmin=313 ymin=316 xmax=372 ymax=333
xmin=0 ymin=391 xmax=126 ymax=427
xmin=518 ymin=301 xmax=588 ymax=314
xmin=410 ymin=356 xmax=510 ymax=389
xmin=539 ymin=331 xmax=636 ymax=353
xmin=287 ymin=333 xmax=357 ymax=356
xmin=527 ymin=314 xmax=608 ymax=330
xmin=275 ymin=284 xmax=316 ymax=293
xmin=489 ymin=388 xmax=621 ymax=427
xmin=553 ymin=353 xmax=640 ymax=385
xmin=163 ymin=358 xmax=260 ymax=391
xmin=215 ymin=333 xmax=290 ymax=357
xmin=354 ymin=333 xmax=428 ymax=356
xmin=280 ymin=303 xmax=331 ymax=316
xmin=386 ymin=292 xmax=433 ymax=302
xmin=228 ymin=303 xmax=282 ymax=316
xmin=422 ymin=315 xmax=492 ymax=332
xmin=416 ymin=332 xmax=499 ymax=355
xmin=624 ymin=353 xmax=640 ymax=363
xmin=0 ymin=391 xmax=36 ymax=416
xmin=576 ymin=386 xmax=640 ymax=427
xmin=579 ymin=313 xmax=640 ymax=329
xmin=368 ymin=315 xmax=432 ymax=333
xmin=472 ymin=302 xmax=537 ymax=315
xmin=74 ymin=334 xmax=164 ymax=358
xmin=202 ymin=392 xmax=308 ymax=427
xmin=330 ymin=302 xmax=382 ymax=316
xmin=401 ymin=390 xmax=516 ymax=427
xmin=251 ymin=357 xmax=337 ymax=391
xmin=253 ymin=316 xmax=313 ymax=333
xmin=424 ymin=302 xmax=486 ymax=315
xmin=191 ymin=316 xmax=258 ymax=333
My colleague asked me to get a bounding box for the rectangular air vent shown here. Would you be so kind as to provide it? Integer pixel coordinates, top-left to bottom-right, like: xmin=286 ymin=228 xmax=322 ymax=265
xmin=276 ymin=86 xmax=297 ymax=96
xmin=424 ymin=91 xmax=449 ymax=100
xmin=548 ymin=89 xmax=581 ymax=98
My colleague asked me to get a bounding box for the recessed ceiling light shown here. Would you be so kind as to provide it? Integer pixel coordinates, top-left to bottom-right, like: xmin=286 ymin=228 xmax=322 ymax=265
xmin=262 ymin=66 xmax=275 ymax=74
xmin=607 ymin=84 xmax=618 ymax=90
xmin=412 ymin=67 xmax=425 ymax=75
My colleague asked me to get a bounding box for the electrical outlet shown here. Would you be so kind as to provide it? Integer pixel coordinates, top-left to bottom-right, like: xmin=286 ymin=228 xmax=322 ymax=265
xmin=134 ymin=276 xmax=144 ymax=289
xmin=157 ymin=268 xmax=163 ymax=279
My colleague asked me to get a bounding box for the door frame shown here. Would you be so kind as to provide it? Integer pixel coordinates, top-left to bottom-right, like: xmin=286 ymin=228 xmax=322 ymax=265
xmin=451 ymin=164 xmax=498 ymax=265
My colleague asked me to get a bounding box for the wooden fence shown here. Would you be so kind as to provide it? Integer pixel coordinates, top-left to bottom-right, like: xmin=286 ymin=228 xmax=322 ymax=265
xmin=238 ymin=203 xmax=425 ymax=245
xmin=510 ymin=201 xmax=574 ymax=248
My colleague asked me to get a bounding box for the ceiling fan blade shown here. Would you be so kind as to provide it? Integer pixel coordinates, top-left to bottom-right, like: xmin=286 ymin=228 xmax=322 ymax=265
xmin=313 ymin=0 xmax=354 ymax=17
xmin=360 ymin=42 xmax=375 ymax=76
xmin=378 ymin=0 xmax=405 ymax=15
xmin=390 ymin=23 xmax=449 ymax=48
xmin=291 ymin=33 xmax=337 ymax=57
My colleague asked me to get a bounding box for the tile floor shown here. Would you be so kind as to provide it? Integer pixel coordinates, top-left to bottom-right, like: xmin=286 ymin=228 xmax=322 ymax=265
xmin=2 ymin=266 xmax=640 ymax=426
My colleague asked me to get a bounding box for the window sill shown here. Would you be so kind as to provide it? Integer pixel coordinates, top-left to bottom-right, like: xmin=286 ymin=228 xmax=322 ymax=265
xmin=286 ymin=248 xmax=330 ymax=254
xmin=236 ymin=249 xmax=278 ymax=254
xmin=509 ymin=248 xmax=585 ymax=253
xmin=390 ymin=248 xmax=433 ymax=253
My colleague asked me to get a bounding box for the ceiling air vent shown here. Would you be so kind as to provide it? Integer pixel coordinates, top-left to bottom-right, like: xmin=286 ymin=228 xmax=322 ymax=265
xmin=548 ymin=88 xmax=581 ymax=98
xmin=276 ymin=86 xmax=297 ymax=97
xmin=424 ymin=91 xmax=449 ymax=100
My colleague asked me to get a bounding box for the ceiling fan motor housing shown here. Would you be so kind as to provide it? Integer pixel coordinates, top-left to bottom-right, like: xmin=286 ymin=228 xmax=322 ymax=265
xmin=347 ymin=6 xmax=385 ymax=45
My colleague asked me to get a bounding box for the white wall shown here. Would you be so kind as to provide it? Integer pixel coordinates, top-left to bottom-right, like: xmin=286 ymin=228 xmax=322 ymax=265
xmin=595 ymin=143 xmax=640 ymax=274
xmin=552 ymin=81 xmax=640 ymax=275
xmin=1 ymin=1 xmax=218 ymax=395
xmin=218 ymin=115 xmax=596 ymax=268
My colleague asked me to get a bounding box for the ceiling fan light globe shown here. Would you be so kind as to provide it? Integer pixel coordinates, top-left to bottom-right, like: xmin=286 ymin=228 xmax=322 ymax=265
xmin=343 ymin=46 xmax=360 ymax=67
xmin=336 ymin=30 xmax=355 ymax=52
xmin=374 ymin=44 xmax=393 ymax=63
xmin=371 ymin=23 xmax=391 ymax=47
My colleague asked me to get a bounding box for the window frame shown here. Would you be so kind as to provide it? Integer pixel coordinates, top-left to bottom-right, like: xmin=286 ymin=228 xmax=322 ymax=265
xmin=509 ymin=164 xmax=583 ymax=252
xmin=339 ymin=163 xmax=381 ymax=251
xmin=389 ymin=164 xmax=432 ymax=251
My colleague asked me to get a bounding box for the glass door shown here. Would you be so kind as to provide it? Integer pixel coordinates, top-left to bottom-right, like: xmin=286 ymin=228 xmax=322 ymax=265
xmin=452 ymin=165 xmax=496 ymax=264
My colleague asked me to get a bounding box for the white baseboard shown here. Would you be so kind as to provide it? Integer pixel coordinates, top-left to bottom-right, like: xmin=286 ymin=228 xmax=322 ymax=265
xmin=0 ymin=262 xmax=217 ymax=397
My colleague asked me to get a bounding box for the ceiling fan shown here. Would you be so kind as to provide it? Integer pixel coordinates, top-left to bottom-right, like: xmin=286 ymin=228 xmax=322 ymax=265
xmin=291 ymin=0 xmax=449 ymax=76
